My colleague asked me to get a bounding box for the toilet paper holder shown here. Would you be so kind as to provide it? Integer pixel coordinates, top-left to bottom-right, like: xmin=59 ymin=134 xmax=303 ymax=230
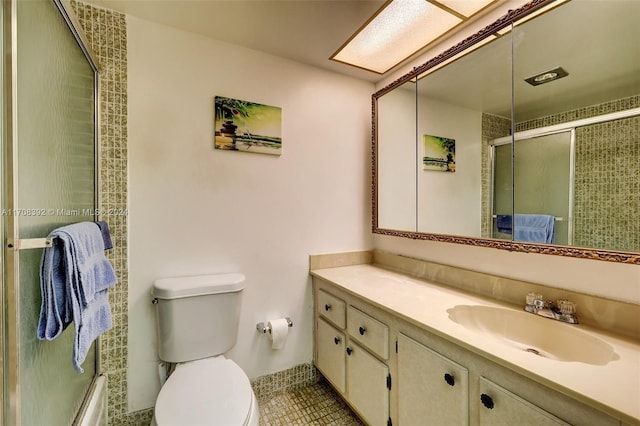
xmin=256 ymin=318 xmax=293 ymax=334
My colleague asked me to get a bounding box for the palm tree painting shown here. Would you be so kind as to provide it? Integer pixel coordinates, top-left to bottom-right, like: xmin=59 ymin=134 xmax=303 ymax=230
xmin=214 ymin=96 xmax=282 ymax=156
xmin=423 ymin=134 xmax=455 ymax=172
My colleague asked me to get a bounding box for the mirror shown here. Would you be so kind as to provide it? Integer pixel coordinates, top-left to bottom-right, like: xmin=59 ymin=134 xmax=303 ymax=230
xmin=377 ymin=78 xmax=417 ymax=231
xmin=373 ymin=0 xmax=640 ymax=264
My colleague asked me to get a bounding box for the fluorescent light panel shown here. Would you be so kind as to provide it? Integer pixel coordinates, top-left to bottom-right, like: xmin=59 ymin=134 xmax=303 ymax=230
xmin=332 ymin=0 xmax=496 ymax=74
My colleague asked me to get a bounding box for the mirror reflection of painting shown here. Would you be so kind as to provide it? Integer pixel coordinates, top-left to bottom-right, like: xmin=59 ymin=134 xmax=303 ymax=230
xmin=423 ymin=134 xmax=455 ymax=172
xmin=214 ymin=96 xmax=282 ymax=156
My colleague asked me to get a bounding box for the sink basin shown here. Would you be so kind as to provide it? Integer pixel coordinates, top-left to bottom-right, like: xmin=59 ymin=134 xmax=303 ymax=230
xmin=447 ymin=305 xmax=618 ymax=365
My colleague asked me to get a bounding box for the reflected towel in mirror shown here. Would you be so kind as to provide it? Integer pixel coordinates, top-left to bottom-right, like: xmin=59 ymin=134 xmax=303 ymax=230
xmin=514 ymin=214 xmax=555 ymax=244
xmin=496 ymin=215 xmax=512 ymax=234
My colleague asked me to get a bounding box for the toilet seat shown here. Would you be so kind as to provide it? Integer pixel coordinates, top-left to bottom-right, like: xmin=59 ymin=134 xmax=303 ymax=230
xmin=155 ymin=356 xmax=255 ymax=425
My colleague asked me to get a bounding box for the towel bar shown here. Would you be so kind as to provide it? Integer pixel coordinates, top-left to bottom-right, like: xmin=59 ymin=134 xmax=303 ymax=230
xmin=491 ymin=215 xmax=564 ymax=221
xmin=7 ymin=237 xmax=54 ymax=250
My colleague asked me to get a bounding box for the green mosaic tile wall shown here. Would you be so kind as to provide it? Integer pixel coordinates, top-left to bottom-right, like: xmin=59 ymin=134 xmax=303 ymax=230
xmin=481 ymin=113 xmax=511 ymax=238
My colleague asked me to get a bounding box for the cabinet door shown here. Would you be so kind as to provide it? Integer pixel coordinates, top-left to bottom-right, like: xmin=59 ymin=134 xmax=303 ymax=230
xmin=346 ymin=342 xmax=389 ymax=426
xmin=316 ymin=318 xmax=346 ymax=394
xmin=478 ymin=377 xmax=570 ymax=426
xmin=398 ymin=333 xmax=469 ymax=425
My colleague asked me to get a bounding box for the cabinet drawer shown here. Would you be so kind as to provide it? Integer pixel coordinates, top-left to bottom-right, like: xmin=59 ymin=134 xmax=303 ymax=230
xmin=347 ymin=306 xmax=389 ymax=359
xmin=317 ymin=289 xmax=346 ymax=329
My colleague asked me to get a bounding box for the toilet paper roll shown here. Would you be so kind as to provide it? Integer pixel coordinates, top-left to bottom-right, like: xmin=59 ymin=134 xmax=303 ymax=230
xmin=268 ymin=318 xmax=289 ymax=350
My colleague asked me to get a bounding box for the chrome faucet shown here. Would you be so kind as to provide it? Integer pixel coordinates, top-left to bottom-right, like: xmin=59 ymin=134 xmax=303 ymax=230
xmin=524 ymin=292 xmax=578 ymax=324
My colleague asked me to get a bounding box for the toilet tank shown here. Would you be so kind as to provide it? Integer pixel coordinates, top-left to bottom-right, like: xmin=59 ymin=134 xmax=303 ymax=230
xmin=152 ymin=273 xmax=245 ymax=363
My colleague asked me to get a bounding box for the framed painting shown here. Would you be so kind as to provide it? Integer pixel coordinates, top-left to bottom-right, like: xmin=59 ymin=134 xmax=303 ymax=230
xmin=423 ymin=134 xmax=455 ymax=172
xmin=214 ymin=96 xmax=282 ymax=156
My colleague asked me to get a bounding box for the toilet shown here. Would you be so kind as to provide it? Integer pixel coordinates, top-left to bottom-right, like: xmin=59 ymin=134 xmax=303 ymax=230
xmin=151 ymin=273 xmax=259 ymax=426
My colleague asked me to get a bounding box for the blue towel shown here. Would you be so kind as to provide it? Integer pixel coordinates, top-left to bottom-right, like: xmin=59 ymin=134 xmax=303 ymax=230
xmin=514 ymin=214 xmax=555 ymax=244
xmin=38 ymin=221 xmax=117 ymax=373
xmin=496 ymin=215 xmax=512 ymax=234
xmin=95 ymin=221 xmax=113 ymax=250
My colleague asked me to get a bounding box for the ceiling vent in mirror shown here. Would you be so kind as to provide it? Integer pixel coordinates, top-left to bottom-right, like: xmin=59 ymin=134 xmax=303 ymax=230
xmin=525 ymin=67 xmax=569 ymax=86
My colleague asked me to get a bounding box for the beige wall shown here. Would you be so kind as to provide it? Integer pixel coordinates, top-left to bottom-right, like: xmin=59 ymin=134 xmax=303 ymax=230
xmin=126 ymin=15 xmax=374 ymax=412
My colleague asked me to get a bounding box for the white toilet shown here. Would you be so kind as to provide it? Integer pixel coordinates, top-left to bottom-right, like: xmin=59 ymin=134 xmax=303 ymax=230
xmin=151 ymin=273 xmax=259 ymax=426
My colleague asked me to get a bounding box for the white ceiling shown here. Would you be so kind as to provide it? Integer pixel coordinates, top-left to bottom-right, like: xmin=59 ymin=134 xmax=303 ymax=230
xmin=82 ymin=0 xmax=525 ymax=83
xmin=83 ymin=0 xmax=388 ymax=82
xmin=83 ymin=0 xmax=639 ymax=120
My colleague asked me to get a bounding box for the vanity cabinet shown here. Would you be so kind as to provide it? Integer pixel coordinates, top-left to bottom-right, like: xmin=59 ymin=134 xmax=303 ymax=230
xmin=313 ymin=273 xmax=627 ymax=426
xmin=314 ymin=288 xmax=390 ymax=426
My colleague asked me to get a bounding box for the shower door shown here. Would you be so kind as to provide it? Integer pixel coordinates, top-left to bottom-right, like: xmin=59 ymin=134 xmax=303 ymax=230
xmin=2 ymin=0 xmax=100 ymax=424
xmin=513 ymin=131 xmax=573 ymax=246
xmin=492 ymin=131 xmax=573 ymax=245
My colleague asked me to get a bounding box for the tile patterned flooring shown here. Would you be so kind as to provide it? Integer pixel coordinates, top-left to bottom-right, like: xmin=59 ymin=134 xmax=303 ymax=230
xmin=258 ymin=378 xmax=364 ymax=426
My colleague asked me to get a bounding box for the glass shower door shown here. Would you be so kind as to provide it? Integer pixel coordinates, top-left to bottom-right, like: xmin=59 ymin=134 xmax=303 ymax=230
xmin=513 ymin=131 xmax=573 ymax=246
xmin=492 ymin=131 xmax=573 ymax=245
xmin=3 ymin=0 xmax=99 ymax=424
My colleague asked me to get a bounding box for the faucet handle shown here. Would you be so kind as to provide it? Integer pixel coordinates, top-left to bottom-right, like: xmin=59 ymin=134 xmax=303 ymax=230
xmin=526 ymin=292 xmax=543 ymax=305
xmin=558 ymin=299 xmax=577 ymax=315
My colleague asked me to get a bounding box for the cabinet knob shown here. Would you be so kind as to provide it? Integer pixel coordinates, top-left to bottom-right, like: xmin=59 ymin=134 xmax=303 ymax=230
xmin=346 ymin=347 xmax=353 ymax=356
xmin=480 ymin=393 xmax=494 ymax=410
xmin=324 ymin=304 xmax=331 ymax=311
xmin=444 ymin=373 xmax=455 ymax=386
xmin=334 ymin=336 xmax=341 ymax=345
xmin=359 ymin=326 xmax=366 ymax=335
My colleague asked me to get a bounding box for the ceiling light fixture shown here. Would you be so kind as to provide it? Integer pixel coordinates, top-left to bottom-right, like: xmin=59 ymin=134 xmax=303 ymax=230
xmin=331 ymin=0 xmax=498 ymax=74
xmin=525 ymin=67 xmax=569 ymax=86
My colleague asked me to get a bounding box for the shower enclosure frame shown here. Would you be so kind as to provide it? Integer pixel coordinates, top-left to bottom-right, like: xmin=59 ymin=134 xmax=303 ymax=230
xmin=1 ymin=0 xmax=102 ymax=424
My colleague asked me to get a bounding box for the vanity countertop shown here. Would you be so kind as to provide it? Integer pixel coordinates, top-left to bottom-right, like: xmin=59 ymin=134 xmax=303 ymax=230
xmin=311 ymin=264 xmax=640 ymax=424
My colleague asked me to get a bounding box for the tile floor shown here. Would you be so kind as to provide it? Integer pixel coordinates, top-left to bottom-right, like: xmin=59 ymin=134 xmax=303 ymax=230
xmin=258 ymin=378 xmax=364 ymax=426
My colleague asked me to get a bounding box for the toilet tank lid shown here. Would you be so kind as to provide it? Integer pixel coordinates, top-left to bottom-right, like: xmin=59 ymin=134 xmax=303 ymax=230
xmin=152 ymin=273 xmax=245 ymax=299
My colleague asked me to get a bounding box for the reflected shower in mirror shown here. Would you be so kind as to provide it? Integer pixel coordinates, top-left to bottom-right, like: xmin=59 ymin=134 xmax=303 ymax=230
xmin=373 ymin=0 xmax=640 ymax=263
xmin=512 ymin=0 xmax=640 ymax=253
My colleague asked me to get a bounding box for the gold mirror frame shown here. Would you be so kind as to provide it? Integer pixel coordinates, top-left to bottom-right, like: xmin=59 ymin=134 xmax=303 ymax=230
xmin=372 ymin=0 xmax=640 ymax=265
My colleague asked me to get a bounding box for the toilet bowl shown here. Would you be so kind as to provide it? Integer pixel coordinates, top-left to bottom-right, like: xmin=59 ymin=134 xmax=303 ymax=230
xmin=154 ymin=356 xmax=259 ymax=426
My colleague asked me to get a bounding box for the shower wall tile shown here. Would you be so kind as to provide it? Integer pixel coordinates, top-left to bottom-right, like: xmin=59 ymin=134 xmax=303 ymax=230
xmin=71 ymin=2 xmax=131 ymax=424
xmin=574 ymin=117 xmax=640 ymax=251
xmin=516 ymin=96 xmax=640 ymax=132
xmin=481 ymin=113 xmax=511 ymax=238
